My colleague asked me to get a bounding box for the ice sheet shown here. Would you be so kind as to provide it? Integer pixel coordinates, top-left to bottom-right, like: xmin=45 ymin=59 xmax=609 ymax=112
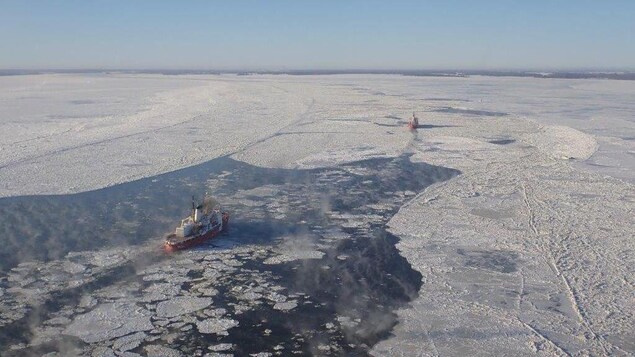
xmin=1 ymin=73 xmax=634 ymax=356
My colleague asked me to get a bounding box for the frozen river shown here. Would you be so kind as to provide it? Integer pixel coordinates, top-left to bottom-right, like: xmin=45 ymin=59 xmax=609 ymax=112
xmin=0 ymin=73 xmax=633 ymax=356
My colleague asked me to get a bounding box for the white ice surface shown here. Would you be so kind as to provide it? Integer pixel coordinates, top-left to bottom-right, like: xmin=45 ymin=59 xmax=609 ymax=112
xmin=155 ymin=296 xmax=213 ymax=318
xmin=2 ymin=74 xmax=634 ymax=196
xmin=63 ymin=302 xmax=153 ymax=343
xmin=196 ymin=318 xmax=239 ymax=335
xmin=273 ymin=301 xmax=298 ymax=311
xmin=144 ymin=345 xmax=183 ymax=357
xmin=1 ymin=74 xmax=634 ymax=356
xmin=0 ymin=74 xmax=309 ymax=197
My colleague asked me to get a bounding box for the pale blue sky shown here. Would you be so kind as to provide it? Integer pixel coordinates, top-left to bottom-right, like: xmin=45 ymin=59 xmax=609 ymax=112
xmin=1 ymin=0 xmax=633 ymax=70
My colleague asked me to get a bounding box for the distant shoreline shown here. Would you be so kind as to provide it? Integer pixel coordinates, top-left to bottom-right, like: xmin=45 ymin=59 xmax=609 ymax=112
xmin=2 ymin=69 xmax=635 ymax=80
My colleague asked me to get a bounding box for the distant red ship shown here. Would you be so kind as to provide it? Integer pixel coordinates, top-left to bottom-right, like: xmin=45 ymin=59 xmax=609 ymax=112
xmin=164 ymin=197 xmax=229 ymax=252
xmin=408 ymin=112 xmax=419 ymax=130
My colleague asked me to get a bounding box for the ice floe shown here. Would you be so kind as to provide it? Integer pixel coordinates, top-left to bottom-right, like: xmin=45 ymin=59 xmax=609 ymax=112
xmin=156 ymin=296 xmax=213 ymax=318
xmin=64 ymin=302 xmax=153 ymax=343
xmin=196 ymin=318 xmax=239 ymax=335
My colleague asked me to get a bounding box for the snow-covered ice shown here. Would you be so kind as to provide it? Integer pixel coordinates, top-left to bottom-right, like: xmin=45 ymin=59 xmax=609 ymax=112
xmin=155 ymin=297 xmax=213 ymax=318
xmin=196 ymin=318 xmax=239 ymax=335
xmin=144 ymin=345 xmax=183 ymax=357
xmin=63 ymin=302 xmax=153 ymax=343
xmin=273 ymin=301 xmax=298 ymax=311
xmin=1 ymin=73 xmax=634 ymax=356
xmin=0 ymin=74 xmax=309 ymax=197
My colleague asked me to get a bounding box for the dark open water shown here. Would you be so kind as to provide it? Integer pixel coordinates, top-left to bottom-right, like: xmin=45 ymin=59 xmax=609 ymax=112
xmin=0 ymin=154 xmax=459 ymax=356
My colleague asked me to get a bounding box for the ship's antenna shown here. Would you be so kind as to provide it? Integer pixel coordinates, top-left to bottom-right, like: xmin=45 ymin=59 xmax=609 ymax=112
xmin=191 ymin=195 xmax=197 ymax=220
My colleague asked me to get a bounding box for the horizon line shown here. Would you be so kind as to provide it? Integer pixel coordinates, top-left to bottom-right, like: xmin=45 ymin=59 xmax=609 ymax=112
xmin=2 ymin=67 xmax=635 ymax=73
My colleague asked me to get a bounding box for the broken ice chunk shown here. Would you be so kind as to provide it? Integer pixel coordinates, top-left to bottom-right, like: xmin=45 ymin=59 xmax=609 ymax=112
xmin=156 ymin=297 xmax=213 ymax=318
xmin=273 ymin=300 xmax=298 ymax=311
xmin=196 ymin=318 xmax=239 ymax=335
xmin=63 ymin=302 xmax=153 ymax=343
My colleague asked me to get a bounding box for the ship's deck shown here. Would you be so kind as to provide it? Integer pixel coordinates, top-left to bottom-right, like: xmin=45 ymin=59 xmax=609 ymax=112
xmin=165 ymin=222 xmax=222 ymax=244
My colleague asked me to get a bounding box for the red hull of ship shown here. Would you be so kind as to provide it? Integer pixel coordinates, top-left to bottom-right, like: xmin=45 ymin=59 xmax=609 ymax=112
xmin=165 ymin=214 xmax=229 ymax=252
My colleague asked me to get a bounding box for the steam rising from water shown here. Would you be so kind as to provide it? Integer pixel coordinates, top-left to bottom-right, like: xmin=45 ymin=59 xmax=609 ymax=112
xmin=0 ymin=154 xmax=459 ymax=356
